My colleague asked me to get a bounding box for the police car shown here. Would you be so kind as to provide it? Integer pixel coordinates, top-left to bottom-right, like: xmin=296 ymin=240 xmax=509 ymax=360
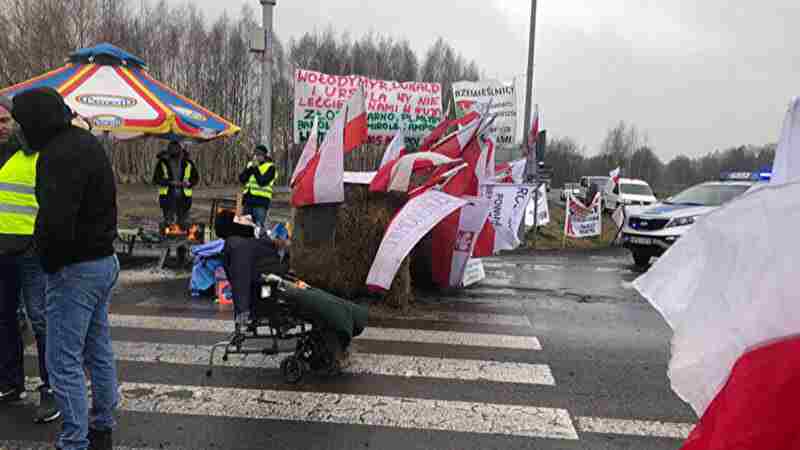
xmin=621 ymin=171 xmax=770 ymax=267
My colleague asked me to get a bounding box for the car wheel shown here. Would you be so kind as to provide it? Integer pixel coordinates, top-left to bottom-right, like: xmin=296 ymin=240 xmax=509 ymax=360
xmin=631 ymin=250 xmax=651 ymax=268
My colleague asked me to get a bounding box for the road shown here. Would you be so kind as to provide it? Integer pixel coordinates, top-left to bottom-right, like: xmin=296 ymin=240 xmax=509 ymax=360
xmin=0 ymin=248 xmax=694 ymax=449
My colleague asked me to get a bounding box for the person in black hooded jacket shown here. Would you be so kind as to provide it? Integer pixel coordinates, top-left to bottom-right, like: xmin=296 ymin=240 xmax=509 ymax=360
xmin=11 ymin=87 xmax=119 ymax=450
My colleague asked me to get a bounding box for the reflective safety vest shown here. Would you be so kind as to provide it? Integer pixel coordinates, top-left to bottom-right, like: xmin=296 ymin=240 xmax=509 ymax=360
xmin=0 ymin=150 xmax=39 ymax=236
xmin=242 ymin=161 xmax=274 ymax=199
xmin=158 ymin=161 xmax=193 ymax=198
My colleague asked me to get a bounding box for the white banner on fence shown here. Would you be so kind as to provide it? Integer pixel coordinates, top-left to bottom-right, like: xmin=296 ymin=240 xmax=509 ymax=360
xmin=452 ymin=79 xmax=525 ymax=148
xmin=480 ymin=183 xmax=534 ymax=252
xmin=294 ymin=69 xmax=443 ymax=147
xmin=564 ymin=193 xmax=603 ymax=239
xmin=525 ymin=184 xmax=550 ymax=227
xmin=367 ymin=190 xmax=468 ymax=291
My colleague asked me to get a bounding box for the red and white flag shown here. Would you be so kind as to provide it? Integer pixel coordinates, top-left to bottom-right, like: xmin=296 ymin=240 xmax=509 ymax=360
xmin=430 ymin=198 xmax=491 ymax=288
xmin=379 ymin=128 xmax=407 ymax=167
xmin=291 ymin=115 xmax=318 ymax=187
xmin=291 ymin=109 xmax=345 ymax=207
xmin=366 ymin=190 xmax=469 ymax=291
xmin=493 ymin=159 xmax=526 ymax=184
xmin=633 ymin=98 xmax=800 ymax=450
xmin=369 ymin=152 xmax=457 ymax=193
xmin=609 ymin=167 xmax=621 ymax=185
xmin=430 ymin=114 xmax=481 ymax=159
xmin=528 ymin=104 xmax=540 ymax=150
xmin=343 ymin=86 xmax=368 ymax=153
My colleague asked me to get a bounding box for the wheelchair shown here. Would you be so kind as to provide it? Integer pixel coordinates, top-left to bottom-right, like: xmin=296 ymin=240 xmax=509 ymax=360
xmin=206 ymin=273 xmax=346 ymax=384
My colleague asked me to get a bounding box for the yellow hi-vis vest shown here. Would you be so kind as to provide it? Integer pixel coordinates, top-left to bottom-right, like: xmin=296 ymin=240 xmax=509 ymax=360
xmin=158 ymin=161 xmax=193 ymax=198
xmin=0 ymin=150 xmax=39 ymax=236
xmin=242 ymin=161 xmax=274 ymax=199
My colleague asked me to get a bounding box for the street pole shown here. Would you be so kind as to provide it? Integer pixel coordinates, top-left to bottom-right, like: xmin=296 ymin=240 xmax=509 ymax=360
xmin=519 ymin=0 xmax=538 ymax=244
xmin=260 ymin=0 xmax=276 ymax=149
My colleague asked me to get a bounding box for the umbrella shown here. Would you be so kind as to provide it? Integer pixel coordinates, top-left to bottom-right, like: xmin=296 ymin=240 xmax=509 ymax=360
xmin=0 ymin=43 xmax=240 ymax=141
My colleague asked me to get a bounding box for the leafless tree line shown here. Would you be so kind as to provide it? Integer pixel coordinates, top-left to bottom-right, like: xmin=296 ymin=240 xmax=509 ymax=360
xmin=546 ymin=121 xmax=776 ymax=196
xmin=0 ymin=0 xmax=481 ymax=185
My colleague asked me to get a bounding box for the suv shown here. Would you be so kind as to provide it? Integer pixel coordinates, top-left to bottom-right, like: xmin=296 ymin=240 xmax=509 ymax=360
xmin=621 ymin=180 xmax=758 ymax=267
xmin=604 ymin=178 xmax=657 ymax=211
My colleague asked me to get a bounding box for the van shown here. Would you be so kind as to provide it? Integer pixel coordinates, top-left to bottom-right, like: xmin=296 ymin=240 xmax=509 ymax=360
xmin=604 ymin=178 xmax=657 ymax=211
xmin=579 ymin=176 xmax=611 ymax=202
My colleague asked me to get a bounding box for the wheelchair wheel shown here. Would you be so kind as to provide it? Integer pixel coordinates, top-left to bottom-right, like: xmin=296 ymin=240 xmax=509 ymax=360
xmin=280 ymin=355 xmax=306 ymax=384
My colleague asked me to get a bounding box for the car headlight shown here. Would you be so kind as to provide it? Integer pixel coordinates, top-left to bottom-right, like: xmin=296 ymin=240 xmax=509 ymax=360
xmin=666 ymin=216 xmax=696 ymax=228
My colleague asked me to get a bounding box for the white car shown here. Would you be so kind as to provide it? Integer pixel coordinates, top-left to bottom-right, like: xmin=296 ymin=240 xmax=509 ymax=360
xmin=560 ymin=183 xmax=582 ymax=201
xmin=621 ymin=179 xmax=759 ymax=267
xmin=604 ymin=178 xmax=657 ymax=211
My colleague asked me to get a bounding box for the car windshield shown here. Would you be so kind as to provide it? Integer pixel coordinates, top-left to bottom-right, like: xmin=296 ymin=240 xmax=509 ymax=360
xmin=620 ymin=183 xmax=653 ymax=196
xmin=666 ymin=184 xmax=751 ymax=207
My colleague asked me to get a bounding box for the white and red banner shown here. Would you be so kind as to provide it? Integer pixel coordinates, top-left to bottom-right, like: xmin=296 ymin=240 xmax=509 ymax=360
xmin=524 ymin=184 xmax=550 ymax=227
xmin=452 ymin=79 xmax=525 ymax=148
xmin=564 ymin=193 xmax=602 ymax=238
xmin=633 ymin=97 xmax=800 ymax=450
xmin=473 ymin=183 xmax=534 ymax=255
xmin=366 ymin=190 xmax=468 ymax=291
xmin=294 ymin=69 xmax=443 ymax=147
xmin=431 ymin=198 xmax=491 ymax=288
xmin=291 ymin=109 xmax=345 ymax=207
xmin=369 ymin=152 xmax=458 ymax=193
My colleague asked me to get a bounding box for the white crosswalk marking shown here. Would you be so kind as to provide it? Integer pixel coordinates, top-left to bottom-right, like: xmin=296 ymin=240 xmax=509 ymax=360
xmin=116 ymin=382 xmax=579 ymax=440
xmin=26 ymin=342 xmax=555 ymax=385
xmin=108 ymin=314 xmax=542 ymax=350
xmin=8 ymin=292 xmax=693 ymax=448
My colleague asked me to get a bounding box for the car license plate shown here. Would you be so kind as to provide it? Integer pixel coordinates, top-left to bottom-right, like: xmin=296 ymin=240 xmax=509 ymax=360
xmin=628 ymin=236 xmax=653 ymax=245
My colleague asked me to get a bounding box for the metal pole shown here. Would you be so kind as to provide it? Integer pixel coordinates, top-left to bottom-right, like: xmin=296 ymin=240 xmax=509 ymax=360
xmin=260 ymin=0 xmax=276 ymax=149
xmin=531 ymin=182 xmax=540 ymax=248
xmin=522 ymin=0 xmax=537 ymax=179
xmin=519 ymin=0 xmax=538 ymax=244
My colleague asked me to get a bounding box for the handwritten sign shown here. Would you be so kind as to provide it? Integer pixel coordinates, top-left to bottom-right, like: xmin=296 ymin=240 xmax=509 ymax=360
xmin=294 ymin=69 xmax=443 ymax=147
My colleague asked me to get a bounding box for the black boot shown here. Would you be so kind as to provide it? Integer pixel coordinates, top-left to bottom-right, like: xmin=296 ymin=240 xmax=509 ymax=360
xmin=88 ymin=428 xmax=112 ymax=450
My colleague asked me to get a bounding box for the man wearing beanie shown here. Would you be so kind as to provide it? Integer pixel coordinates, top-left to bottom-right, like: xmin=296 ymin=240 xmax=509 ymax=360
xmin=238 ymin=143 xmax=276 ymax=229
xmin=12 ymin=87 xmax=119 ymax=450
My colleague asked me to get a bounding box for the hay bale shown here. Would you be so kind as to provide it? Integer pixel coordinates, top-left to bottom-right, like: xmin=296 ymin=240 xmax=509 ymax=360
xmin=291 ymin=184 xmax=412 ymax=308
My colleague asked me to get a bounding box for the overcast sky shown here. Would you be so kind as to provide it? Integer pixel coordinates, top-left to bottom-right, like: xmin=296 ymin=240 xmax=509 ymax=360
xmin=175 ymin=0 xmax=799 ymax=160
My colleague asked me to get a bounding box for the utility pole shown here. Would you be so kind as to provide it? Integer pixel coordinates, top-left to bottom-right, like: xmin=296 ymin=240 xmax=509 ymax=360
xmin=522 ymin=0 xmax=538 ymax=181
xmin=520 ymin=0 xmax=538 ymax=243
xmin=260 ymin=0 xmax=276 ymax=149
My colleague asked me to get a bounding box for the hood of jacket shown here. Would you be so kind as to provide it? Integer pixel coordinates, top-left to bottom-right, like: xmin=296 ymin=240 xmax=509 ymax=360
xmin=11 ymin=87 xmax=74 ymax=151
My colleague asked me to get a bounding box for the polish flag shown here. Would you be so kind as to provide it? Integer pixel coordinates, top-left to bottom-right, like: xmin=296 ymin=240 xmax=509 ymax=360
xmin=291 ymin=115 xmax=319 ymax=187
xmin=634 ymin=97 xmax=800 ymax=450
xmin=291 ymin=109 xmax=345 ymax=207
xmin=343 ymin=86 xmax=368 ymax=153
xmin=430 ymin=114 xmax=482 ymax=159
xmin=418 ymin=118 xmax=452 ymax=152
xmin=380 ymin=129 xmax=407 ymax=167
xmin=493 ymin=159 xmax=527 ymax=184
xmin=370 ymin=152 xmax=457 ymax=193
xmin=528 ymin=105 xmax=540 ymax=150
xmin=430 ymin=198 xmax=491 ymax=288
xmin=609 ymin=167 xmax=621 ymax=185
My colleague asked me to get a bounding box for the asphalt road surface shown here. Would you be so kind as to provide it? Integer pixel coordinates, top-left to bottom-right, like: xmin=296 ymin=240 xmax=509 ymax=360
xmin=0 ymin=248 xmax=694 ymax=450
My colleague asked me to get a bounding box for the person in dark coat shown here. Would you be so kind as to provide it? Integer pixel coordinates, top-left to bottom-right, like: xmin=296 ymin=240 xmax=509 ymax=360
xmin=152 ymin=141 xmax=199 ymax=227
xmin=12 ymin=87 xmax=119 ymax=450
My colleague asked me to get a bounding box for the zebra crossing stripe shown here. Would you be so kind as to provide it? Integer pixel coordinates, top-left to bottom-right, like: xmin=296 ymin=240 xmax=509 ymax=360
xmin=108 ymin=314 xmax=541 ymax=350
xmin=25 ymin=342 xmax=554 ymax=385
xmin=116 ymin=382 xmax=579 ymax=440
xmin=575 ymin=416 xmax=694 ymax=439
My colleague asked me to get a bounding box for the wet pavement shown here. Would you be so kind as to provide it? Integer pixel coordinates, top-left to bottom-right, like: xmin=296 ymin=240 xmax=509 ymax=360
xmin=0 ymin=247 xmax=694 ymax=450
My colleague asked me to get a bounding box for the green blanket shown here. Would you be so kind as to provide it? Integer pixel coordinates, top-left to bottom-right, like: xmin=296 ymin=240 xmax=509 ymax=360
xmin=282 ymin=284 xmax=368 ymax=346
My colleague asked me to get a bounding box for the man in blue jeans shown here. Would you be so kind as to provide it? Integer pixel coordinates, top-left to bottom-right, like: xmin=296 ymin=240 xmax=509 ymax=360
xmin=239 ymin=144 xmax=276 ymax=230
xmin=0 ymin=95 xmax=60 ymax=423
xmin=13 ymin=87 xmax=120 ymax=450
